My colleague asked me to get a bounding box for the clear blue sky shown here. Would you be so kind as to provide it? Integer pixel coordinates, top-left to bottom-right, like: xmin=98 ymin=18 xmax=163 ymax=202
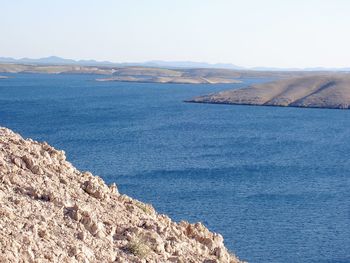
xmin=1 ymin=0 xmax=350 ymax=68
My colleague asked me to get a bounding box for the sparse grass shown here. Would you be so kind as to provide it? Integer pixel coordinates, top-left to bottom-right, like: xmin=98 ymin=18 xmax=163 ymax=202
xmin=134 ymin=201 xmax=153 ymax=215
xmin=126 ymin=238 xmax=151 ymax=258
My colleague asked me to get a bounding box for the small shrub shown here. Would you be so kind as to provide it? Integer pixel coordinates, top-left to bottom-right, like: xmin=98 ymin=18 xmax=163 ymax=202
xmin=126 ymin=239 xmax=150 ymax=258
xmin=134 ymin=201 xmax=153 ymax=215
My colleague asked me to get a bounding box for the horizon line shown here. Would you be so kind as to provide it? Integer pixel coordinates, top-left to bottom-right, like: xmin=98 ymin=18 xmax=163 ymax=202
xmin=1 ymin=55 xmax=350 ymax=71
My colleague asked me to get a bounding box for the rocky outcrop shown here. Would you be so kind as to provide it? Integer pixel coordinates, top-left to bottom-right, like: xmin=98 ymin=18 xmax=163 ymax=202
xmin=187 ymin=74 xmax=350 ymax=109
xmin=0 ymin=127 xmax=244 ymax=263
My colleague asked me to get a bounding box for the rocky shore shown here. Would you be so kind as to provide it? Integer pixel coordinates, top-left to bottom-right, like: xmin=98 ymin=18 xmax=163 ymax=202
xmin=0 ymin=127 xmax=243 ymax=263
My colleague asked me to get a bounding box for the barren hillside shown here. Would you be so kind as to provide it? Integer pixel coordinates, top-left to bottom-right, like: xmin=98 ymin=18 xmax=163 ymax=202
xmin=188 ymin=74 xmax=350 ymax=109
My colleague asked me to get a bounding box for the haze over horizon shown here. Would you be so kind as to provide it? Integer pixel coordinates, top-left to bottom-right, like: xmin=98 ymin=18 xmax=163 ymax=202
xmin=1 ymin=0 xmax=350 ymax=68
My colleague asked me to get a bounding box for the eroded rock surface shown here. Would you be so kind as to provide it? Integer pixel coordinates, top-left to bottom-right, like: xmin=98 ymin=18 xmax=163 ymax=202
xmin=0 ymin=127 xmax=244 ymax=263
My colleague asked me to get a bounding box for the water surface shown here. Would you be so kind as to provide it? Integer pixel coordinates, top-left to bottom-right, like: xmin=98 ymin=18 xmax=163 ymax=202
xmin=0 ymin=73 xmax=349 ymax=263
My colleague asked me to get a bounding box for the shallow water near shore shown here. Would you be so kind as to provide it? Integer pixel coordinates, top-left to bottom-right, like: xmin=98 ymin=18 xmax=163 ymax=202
xmin=0 ymin=73 xmax=349 ymax=263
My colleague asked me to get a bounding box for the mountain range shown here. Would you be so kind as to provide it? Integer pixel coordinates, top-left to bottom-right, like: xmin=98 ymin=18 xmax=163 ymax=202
xmin=1 ymin=56 xmax=349 ymax=71
xmin=0 ymin=56 xmax=243 ymax=70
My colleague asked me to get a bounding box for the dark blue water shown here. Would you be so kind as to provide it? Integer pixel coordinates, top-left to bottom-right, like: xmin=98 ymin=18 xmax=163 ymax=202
xmin=0 ymin=73 xmax=349 ymax=263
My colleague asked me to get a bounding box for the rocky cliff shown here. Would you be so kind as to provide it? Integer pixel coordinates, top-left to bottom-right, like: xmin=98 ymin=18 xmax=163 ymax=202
xmin=0 ymin=127 xmax=243 ymax=263
xmin=188 ymin=74 xmax=350 ymax=109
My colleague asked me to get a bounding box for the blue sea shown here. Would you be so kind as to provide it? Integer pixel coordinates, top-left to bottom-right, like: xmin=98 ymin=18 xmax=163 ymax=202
xmin=0 ymin=73 xmax=349 ymax=263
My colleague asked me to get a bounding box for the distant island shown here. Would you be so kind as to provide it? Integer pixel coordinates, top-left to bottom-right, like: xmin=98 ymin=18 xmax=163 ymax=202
xmin=96 ymin=67 xmax=243 ymax=84
xmin=187 ymin=74 xmax=350 ymax=109
xmin=0 ymin=62 xmax=330 ymax=85
xmin=0 ymin=64 xmax=244 ymax=84
xmin=0 ymin=63 xmax=116 ymax=75
xmin=1 ymin=59 xmax=349 ymax=86
xmin=0 ymin=76 xmax=8 ymax=79
xmin=96 ymin=76 xmax=241 ymax=84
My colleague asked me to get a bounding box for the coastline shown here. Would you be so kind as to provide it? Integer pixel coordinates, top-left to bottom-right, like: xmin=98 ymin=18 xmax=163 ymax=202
xmin=185 ymin=100 xmax=350 ymax=110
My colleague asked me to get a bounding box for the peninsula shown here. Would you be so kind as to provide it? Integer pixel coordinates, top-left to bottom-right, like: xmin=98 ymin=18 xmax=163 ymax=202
xmin=0 ymin=127 xmax=243 ymax=263
xmin=187 ymin=74 xmax=350 ymax=109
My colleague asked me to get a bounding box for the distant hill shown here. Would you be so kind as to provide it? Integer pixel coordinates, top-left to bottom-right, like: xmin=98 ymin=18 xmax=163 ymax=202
xmin=0 ymin=63 xmax=314 ymax=84
xmin=0 ymin=56 xmax=242 ymax=69
xmin=1 ymin=56 xmax=349 ymax=71
xmin=0 ymin=56 xmax=116 ymax=67
xmin=187 ymin=74 xmax=350 ymax=109
xmin=0 ymin=63 xmax=116 ymax=75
